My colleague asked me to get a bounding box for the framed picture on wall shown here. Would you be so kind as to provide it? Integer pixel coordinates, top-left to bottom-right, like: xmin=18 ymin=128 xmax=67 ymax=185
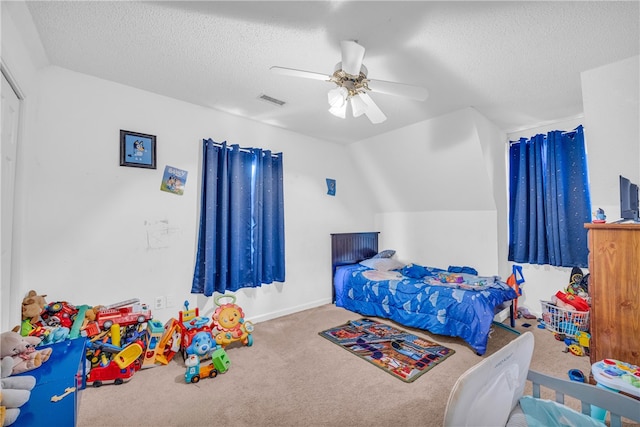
xmin=120 ymin=130 xmax=156 ymax=169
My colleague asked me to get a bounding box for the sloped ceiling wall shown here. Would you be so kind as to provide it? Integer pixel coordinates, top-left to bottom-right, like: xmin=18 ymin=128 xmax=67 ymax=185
xmin=348 ymin=107 xmax=496 ymax=213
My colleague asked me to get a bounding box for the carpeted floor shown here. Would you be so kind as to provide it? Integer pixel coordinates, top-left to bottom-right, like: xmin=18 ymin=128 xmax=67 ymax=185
xmin=76 ymin=303 xmax=630 ymax=427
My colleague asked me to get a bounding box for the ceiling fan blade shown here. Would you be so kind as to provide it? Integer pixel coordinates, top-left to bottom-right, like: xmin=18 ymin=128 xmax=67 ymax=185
xmin=358 ymin=92 xmax=387 ymax=124
xmin=270 ymin=66 xmax=331 ymax=81
xmin=340 ymin=40 xmax=366 ymax=76
xmin=367 ymin=78 xmax=429 ymax=101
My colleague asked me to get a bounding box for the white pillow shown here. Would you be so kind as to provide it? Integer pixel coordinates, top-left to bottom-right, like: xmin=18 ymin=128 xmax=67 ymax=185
xmin=359 ymin=258 xmax=404 ymax=271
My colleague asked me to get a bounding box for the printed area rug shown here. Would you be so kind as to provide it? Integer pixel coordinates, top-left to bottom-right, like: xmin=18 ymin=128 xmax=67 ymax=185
xmin=319 ymin=318 xmax=455 ymax=383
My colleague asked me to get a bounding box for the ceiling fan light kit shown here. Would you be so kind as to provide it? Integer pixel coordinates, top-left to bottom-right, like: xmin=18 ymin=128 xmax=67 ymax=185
xmin=271 ymin=40 xmax=428 ymax=125
xmin=328 ymin=86 xmax=348 ymax=109
xmin=350 ymin=94 xmax=368 ymax=118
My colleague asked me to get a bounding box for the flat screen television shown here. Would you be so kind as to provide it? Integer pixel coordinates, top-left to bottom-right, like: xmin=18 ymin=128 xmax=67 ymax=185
xmin=619 ymin=175 xmax=639 ymax=222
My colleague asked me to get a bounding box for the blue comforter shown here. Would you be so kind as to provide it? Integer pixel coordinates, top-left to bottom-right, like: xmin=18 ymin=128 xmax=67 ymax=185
xmin=334 ymin=264 xmax=517 ymax=355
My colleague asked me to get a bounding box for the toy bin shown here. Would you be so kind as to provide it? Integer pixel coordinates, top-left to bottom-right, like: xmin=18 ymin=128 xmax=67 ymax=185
xmin=540 ymin=300 xmax=589 ymax=338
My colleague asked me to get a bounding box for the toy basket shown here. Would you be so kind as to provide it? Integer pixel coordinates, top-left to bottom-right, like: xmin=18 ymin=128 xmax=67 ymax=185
xmin=540 ymin=300 xmax=589 ymax=338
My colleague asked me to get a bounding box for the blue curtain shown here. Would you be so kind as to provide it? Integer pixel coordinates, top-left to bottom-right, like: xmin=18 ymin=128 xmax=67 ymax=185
xmin=508 ymin=125 xmax=591 ymax=267
xmin=191 ymin=139 xmax=285 ymax=296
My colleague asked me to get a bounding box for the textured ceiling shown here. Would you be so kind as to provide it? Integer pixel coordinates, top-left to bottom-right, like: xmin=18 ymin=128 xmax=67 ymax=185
xmin=23 ymin=1 xmax=640 ymax=144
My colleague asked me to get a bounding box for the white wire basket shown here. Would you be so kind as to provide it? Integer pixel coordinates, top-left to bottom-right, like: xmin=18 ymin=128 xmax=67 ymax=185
xmin=540 ymin=300 xmax=589 ymax=338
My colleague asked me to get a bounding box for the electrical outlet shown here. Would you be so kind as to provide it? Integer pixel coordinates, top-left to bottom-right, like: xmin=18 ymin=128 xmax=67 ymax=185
xmin=166 ymin=294 xmax=176 ymax=308
xmin=154 ymin=296 xmax=165 ymax=310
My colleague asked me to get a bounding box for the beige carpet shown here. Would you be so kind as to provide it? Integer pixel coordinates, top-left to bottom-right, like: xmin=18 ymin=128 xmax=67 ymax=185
xmin=76 ymin=303 xmax=615 ymax=427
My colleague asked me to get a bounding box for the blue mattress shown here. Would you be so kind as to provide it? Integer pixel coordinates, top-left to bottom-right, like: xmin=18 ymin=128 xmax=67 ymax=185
xmin=334 ymin=264 xmax=517 ymax=355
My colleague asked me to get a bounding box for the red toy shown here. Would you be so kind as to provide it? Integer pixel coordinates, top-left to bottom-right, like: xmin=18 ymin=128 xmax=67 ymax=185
xmin=96 ymin=303 xmax=152 ymax=330
xmin=555 ymin=291 xmax=589 ymax=312
xmin=178 ymin=301 xmax=213 ymax=358
xmin=41 ymin=301 xmax=79 ymax=328
xmin=86 ymin=360 xmax=138 ymax=387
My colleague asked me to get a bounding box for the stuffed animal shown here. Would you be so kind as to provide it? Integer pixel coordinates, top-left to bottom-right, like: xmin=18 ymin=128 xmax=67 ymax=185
xmin=11 ymin=290 xmax=47 ymax=336
xmin=0 ymin=332 xmax=52 ymax=376
xmin=1 ymin=355 xmax=36 ymax=426
xmin=185 ymin=331 xmax=217 ymax=360
xmin=81 ymin=305 xmax=103 ymax=330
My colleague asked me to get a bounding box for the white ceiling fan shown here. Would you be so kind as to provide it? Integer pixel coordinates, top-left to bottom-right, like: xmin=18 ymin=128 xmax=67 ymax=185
xmin=270 ymin=40 xmax=429 ymax=124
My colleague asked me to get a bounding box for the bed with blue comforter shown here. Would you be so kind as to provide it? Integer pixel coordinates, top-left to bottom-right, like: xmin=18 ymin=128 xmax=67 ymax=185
xmin=334 ymin=262 xmax=517 ymax=355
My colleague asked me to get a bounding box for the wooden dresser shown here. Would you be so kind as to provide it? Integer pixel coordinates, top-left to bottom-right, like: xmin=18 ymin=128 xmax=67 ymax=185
xmin=584 ymin=223 xmax=640 ymax=371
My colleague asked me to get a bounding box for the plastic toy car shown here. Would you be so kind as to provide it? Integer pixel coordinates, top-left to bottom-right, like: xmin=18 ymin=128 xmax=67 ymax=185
xmin=86 ymin=360 xmax=137 ymax=387
xmin=41 ymin=301 xmax=78 ymax=328
xmin=184 ymin=356 xmax=218 ymax=384
xmin=96 ymin=303 xmax=152 ymax=330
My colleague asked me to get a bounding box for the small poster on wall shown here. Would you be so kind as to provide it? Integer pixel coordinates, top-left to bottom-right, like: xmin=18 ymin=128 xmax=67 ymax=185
xmin=326 ymin=178 xmax=336 ymax=196
xmin=160 ymin=165 xmax=188 ymax=196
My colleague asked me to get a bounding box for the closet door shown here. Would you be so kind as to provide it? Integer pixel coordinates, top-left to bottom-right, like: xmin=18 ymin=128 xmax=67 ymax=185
xmin=1 ymin=71 xmax=21 ymax=332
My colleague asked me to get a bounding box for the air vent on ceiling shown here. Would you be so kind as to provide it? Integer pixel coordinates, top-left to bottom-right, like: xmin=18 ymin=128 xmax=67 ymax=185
xmin=258 ymin=94 xmax=286 ymax=106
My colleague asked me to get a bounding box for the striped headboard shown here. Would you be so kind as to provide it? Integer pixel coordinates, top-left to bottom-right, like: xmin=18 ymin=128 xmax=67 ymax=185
xmin=330 ymin=232 xmax=379 ymax=302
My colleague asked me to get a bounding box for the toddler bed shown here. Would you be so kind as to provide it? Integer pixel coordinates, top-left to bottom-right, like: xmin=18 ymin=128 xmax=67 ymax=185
xmin=444 ymin=332 xmax=640 ymax=427
xmin=330 ymin=232 xmax=517 ymax=355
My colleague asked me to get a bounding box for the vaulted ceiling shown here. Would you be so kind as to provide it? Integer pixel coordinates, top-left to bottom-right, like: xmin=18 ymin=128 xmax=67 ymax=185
xmin=23 ymin=1 xmax=640 ymax=144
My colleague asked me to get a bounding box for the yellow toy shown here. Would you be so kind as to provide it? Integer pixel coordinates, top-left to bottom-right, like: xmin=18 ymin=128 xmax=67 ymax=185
xmin=114 ymin=342 xmax=143 ymax=369
xmin=575 ymin=331 xmax=591 ymax=356
xmin=211 ymin=295 xmax=254 ymax=348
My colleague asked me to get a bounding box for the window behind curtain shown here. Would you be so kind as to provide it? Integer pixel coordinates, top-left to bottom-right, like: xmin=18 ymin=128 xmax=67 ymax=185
xmin=191 ymin=139 xmax=285 ymax=296
xmin=508 ymin=125 xmax=591 ymax=268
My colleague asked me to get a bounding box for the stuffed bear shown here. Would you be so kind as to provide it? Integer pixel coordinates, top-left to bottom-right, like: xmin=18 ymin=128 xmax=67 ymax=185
xmin=0 ymin=332 xmax=52 ymax=376
xmin=11 ymin=290 xmax=47 ymax=337
xmin=81 ymin=305 xmax=103 ymax=330
xmin=1 ymin=355 xmax=36 ymax=426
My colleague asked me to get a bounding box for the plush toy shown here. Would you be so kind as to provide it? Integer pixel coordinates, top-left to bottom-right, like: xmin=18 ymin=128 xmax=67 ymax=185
xmin=81 ymin=305 xmax=103 ymax=330
xmin=185 ymin=331 xmax=217 ymax=360
xmin=1 ymin=355 xmax=36 ymax=426
xmin=0 ymin=332 xmax=52 ymax=376
xmin=11 ymin=290 xmax=47 ymax=336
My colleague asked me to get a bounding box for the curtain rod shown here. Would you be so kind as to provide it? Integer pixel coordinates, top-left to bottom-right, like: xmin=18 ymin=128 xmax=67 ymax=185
xmin=508 ymin=124 xmax=583 ymax=146
xmin=504 ymin=114 xmax=584 ymax=135
xmin=205 ymin=139 xmax=282 ymax=157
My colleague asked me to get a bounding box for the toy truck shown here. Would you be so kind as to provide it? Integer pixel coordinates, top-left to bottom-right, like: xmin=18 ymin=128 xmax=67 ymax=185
xmin=86 ymin=360 xmax=137 ymax=387
xmin=184 ymin=355 xmax=218 ymax=384
xmin=41 ymin=301 xmax=79 ymax=328
xmin=96 ymin=303 xmax=152 ymax=330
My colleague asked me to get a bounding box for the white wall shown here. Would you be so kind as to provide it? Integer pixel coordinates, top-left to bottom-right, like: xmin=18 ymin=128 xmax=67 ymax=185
xmin=1 ymin=1 xmax=49 ymax=332
xmin=7 ymin=64 xmax=377 ymax=329
xmin=349 ymin=108 xmax=505 ymax=277
xmin=582 ymin=55 xmax=640 ymax=213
